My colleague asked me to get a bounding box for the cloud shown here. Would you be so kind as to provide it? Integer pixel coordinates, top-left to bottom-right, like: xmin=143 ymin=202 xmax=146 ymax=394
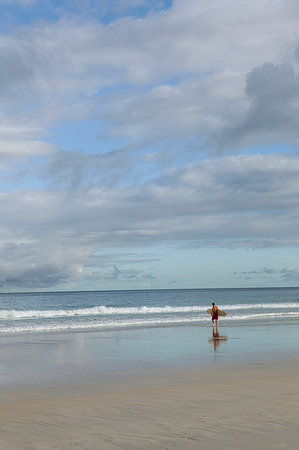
xmin=1 ymin=153 xmax=299 ymax=288
xmin=0 ymin=119 xmax=55 ymax=159
xmin=40 ymin=148 xmax=136 ymax=189
xmin=2 ymin=1 xmax=299 ymax=289
xmin=0 ymin=241 xmax=87 ymax=289
xmin=82 ymin=252 xmax=159 ymax=284
xmin=234 ymin=267 xmax=276 ymax=276
xmin=234 ymin=266 xmax=299 ymax=282
xmin=217 ymin=62 xmax=299 ymax=149
xmin=93 ymin=0 xmax=299 ymax=148
xmin=1 ymin=0 xmax=299 ymax=147
xmin=280 ymin=267 xmax=299 ymax=281
xmin=83 ymin=265 xmax=157 ymax=282
xmin=85 ymin=252 xmax=161 ymax=267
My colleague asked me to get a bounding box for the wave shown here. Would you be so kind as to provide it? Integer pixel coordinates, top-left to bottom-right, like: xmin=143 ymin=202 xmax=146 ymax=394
xmin=0 ymin=316 xmax=209 ymax=334
xmin=222 ymin=302 xmax=299 ymax=310
xmin=1 ymin=302 xmax=299 ymax=320
xmin=0 ymin=305 xmax=206 ymax=320
xmin=1 ymin=311 xmax=299 ymax=335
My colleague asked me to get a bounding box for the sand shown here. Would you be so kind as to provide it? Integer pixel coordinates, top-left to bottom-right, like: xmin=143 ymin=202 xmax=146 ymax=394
xmin=0 ymin=359 xmax=299 ymax=450
xmin=1 ymin=323 xmax=299 ymax=449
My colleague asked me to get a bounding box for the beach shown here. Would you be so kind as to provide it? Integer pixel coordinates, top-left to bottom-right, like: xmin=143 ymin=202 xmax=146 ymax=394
xmin=1 ymin=322 xmax=299 ymax=449
xmin=1 ymin=361 xmax=299 ymax=450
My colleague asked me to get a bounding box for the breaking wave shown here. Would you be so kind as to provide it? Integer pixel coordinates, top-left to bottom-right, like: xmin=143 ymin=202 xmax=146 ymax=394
xmin=1 ymin=302 xmax=299 ymax=321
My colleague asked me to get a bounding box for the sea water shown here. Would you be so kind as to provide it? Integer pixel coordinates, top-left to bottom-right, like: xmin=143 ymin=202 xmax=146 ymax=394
xmin=1 ymin=287 xmax=299 ymax=389
xmin=1 ymin=287 xmax=299 ymax=336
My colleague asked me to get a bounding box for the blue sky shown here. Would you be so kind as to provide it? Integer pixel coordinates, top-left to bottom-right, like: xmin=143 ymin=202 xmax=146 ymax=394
xmin=1 ymin=0 xmax=299 ymax=291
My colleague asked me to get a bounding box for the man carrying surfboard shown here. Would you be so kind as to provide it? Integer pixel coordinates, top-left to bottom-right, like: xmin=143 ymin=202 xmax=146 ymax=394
xmin=206 ymin=304 xmax=227 ymax=323
xmin=211 ymin=302 xmax=218 ymax=325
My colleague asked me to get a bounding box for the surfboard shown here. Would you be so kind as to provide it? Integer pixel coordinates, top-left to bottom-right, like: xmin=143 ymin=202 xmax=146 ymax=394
xmin=207 ymin=308 xmax=227 ymax=317
xmin=208 ymin=336 xmax=228 ymax=342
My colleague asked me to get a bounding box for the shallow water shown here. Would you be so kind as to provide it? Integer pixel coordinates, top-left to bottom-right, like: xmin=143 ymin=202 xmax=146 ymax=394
xmin=1 ymin=319 xmax=299 ymax=390
xmin=1 ymin=287 xmax=299 ymax=335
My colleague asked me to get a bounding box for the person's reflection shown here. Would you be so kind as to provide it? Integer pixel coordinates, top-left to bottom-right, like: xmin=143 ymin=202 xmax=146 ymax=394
xmin=209 ymin=324 xmax=228 ymax=351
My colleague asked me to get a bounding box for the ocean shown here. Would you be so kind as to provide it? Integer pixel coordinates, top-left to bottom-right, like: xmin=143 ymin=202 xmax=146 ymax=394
xmin=1 ymin=287 xmax=299 ymax=336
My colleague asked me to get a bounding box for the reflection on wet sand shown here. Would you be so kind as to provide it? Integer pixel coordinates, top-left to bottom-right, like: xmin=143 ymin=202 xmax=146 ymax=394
xmin=209 ymin=325 xmax=228 ymax=351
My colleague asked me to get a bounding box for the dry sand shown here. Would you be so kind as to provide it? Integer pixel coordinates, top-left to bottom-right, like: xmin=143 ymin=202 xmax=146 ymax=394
xmin=0 ymin=360 xmax=298 ymax=450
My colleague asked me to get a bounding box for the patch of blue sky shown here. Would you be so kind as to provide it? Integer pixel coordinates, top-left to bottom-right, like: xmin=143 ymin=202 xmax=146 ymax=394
xmin=45 ymin=120 xmax=129 ymax=155
xmin=81 ymin=244 xmax=299 ymax=290
xmin=90 ymin=0 xmax=174 ymax=25
xmin=0 ymin=0 xmax=174 ymax=28
xmin=43 ymin=122 xmax=165 ymax=188
xmin=0 ymin=157 xmax=46 ymax=191
xmin=239 ymin=142 xmax=298 ymax=156
xmin=0 ymin=3 xmax=55 ymax=28
xmin=44 ymin=118 xmax=206 ymax=184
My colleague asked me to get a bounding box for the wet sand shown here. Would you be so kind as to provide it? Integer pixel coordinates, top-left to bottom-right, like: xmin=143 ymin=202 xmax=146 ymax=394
xmin=1 ymin=361 xmax=299 ymax=449
xmin=0 ymin=324 xmax=299 ymax=449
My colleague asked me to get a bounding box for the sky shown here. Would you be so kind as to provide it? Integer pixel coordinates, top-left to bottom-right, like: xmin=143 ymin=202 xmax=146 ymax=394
xmin=1 ymin=0 xmax=299 ymax=292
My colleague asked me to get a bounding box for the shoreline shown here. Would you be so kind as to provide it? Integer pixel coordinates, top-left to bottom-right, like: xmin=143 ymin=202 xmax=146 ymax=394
xmin=1 ymin=321 xmax=299 ymax=389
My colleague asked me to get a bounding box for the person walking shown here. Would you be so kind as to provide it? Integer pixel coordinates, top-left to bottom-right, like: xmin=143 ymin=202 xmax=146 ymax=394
xmin=211 ymin=302 xmax=219 ymax=326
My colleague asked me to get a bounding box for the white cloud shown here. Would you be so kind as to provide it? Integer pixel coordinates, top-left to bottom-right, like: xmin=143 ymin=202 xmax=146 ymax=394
xmin=0 ymin=1 xmax=299 ymax=121
xmin=1 ymin=0 xmax=299 ymax=288
xmin=0 ymin=0 xmax=298 ymax=159
xmin=1 ymin=153 xmax=299 ymax=288
xmin=0 ymin=119 xmax=55 ymax=158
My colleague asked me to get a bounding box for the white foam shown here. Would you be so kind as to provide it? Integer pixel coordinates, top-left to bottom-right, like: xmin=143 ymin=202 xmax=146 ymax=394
xmin=0 ymin=305 xmax=208 ymax=320
xmin=0 ymin=316 xmax=210 ymax=334
xmin=222 ymin=302 xmax=299 ymax=310
xmin=1 ymin=302 xmax=299 ymax=321
xmin=1 ymin=310 xmax=299 ymax=335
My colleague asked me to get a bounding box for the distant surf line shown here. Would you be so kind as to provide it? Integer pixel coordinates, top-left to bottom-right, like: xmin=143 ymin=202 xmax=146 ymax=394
xmin=0 ymin=302 xmax=299 ymax=321
xmin=1 ymin=311 xmax=299 ymax=335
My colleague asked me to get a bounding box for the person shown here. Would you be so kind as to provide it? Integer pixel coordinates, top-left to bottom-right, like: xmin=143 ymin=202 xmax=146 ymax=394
xmin=211 ymin=302 xmax=218 ymax=325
